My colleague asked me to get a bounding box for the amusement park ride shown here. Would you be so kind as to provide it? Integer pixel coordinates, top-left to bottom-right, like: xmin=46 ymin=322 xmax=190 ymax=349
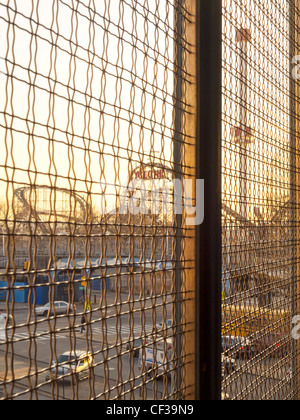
xmin=0 ymin=186 xmax=93 ymax=262
xmin=14 ymin=185 xmax=91 ymax=233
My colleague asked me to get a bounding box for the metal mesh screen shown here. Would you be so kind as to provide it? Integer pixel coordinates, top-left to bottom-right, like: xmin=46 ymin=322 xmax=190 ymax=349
xmin=221 ymin=0 xmax=300 ymax=400
xmin=2 ymin=0 xmax=300 ymax=402
xmin=0 ymin=0 xmax=197 ymax=400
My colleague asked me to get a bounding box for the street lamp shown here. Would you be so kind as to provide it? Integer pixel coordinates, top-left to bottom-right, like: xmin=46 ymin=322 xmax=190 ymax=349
xmin=231 ymin=28 xmax=253 ymax=221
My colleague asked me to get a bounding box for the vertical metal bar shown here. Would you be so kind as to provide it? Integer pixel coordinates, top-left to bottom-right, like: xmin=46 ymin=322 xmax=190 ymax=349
xmin=173 ymin=0 xmax=183 ymax=400
xmin=174 ymin=0 xmax=199 ymax=400
xmin=180 ymin=0 xmax=198 ymax=400
xmin=172 ymin=0 xmax=198 ymax=400
xmin=197 ymin=0 xmax=222 ymax=400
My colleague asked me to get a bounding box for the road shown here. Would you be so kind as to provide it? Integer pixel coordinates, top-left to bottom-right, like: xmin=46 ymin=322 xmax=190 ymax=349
xmin=0 ymin=295 xmax=292 ymax=400
xmin=0 ymin=295 xmax=174 ymax=400
xmin=222 ymin=357 xmax=293 ymax=400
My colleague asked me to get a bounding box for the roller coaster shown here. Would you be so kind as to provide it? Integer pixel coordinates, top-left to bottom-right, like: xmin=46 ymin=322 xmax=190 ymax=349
xmin=14 ymin=185 xmax=90 ymax=234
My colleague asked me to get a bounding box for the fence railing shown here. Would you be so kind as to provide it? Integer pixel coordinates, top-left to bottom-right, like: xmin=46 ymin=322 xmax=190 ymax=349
xmin=221 ymin=0 xmax=300 ymax=400
xmin=0 ymin=0 xmax=300 ymax=401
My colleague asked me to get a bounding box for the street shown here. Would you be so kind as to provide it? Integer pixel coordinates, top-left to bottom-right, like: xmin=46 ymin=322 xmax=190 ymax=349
xmin=0 ymin=292 xmax=174 ymax=400
xmin=0 ymin=292 xmax=294 ymax=400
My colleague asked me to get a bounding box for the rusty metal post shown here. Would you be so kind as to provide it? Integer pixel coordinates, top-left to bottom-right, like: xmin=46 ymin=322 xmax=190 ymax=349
xmin=177 ymin=0 xmax=197 ymax=400
xmin=178 ymin=0 xmax=222 ymax=401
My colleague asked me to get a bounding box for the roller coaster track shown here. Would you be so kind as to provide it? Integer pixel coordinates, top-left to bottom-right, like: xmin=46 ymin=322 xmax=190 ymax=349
xmin=222 ymin=197 xmax=291 ymax=227
xmin=14 ymin=186 xmax=90 ymax=234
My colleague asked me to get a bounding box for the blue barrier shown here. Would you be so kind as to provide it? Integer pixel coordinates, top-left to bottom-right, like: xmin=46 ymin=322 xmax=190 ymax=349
xmin=0 ymin=281 xmax=7 ymax=301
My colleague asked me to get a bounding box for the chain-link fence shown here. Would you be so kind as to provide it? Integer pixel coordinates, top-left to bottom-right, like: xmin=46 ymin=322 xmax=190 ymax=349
xmin=0 ymin=0 xmax=197 ymax=400
xmin=221 ymin=0 xmax=300 ymax=400
xmin=1 ymin=0 xmax=300 ymax=402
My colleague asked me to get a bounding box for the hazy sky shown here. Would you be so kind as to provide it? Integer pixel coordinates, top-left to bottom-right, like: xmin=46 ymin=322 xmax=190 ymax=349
xmin=0 ymin=0 xmax=292 ymax=220
xmin=0 ymin=0 xmax=174 ymax=211
xmin=222 ymin=0 xmax=290 ymax=219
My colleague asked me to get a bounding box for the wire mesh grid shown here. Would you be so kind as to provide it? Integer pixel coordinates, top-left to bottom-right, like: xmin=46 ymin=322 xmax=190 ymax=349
xmin=0 ymin=0 xmax=196 ymax=400
xmin=221 ymin=0 xmax=300 ymax=400
xmin=1 ymin=0 xmax=300 ymax=402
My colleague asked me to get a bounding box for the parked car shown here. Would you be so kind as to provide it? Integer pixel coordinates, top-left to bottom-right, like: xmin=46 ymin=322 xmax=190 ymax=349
xmin=35 ymin=301 xmax=76 ymax=317
xmin=45 ymin=351 xmax=93 ymax=382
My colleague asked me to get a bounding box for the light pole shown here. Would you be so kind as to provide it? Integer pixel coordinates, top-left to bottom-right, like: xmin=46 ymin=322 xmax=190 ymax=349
xmin=232 ymin=28 xmax=253 ymax=221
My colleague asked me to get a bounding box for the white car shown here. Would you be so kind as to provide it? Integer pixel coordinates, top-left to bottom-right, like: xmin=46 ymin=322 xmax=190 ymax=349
xmin=35 ymin=301 xmax=76 ymax=317
xmin=0 ymin=310 xmax=12 ymax=324
xmin=45 ymin=351 xmax=93 ymax=382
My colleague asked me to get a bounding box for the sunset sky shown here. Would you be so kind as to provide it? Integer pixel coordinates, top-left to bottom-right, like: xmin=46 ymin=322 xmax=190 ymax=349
xmin=0 ymin=0 xmax=174 ymax=212
xmin=0 ymin=0 xmax=292 ymax=220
